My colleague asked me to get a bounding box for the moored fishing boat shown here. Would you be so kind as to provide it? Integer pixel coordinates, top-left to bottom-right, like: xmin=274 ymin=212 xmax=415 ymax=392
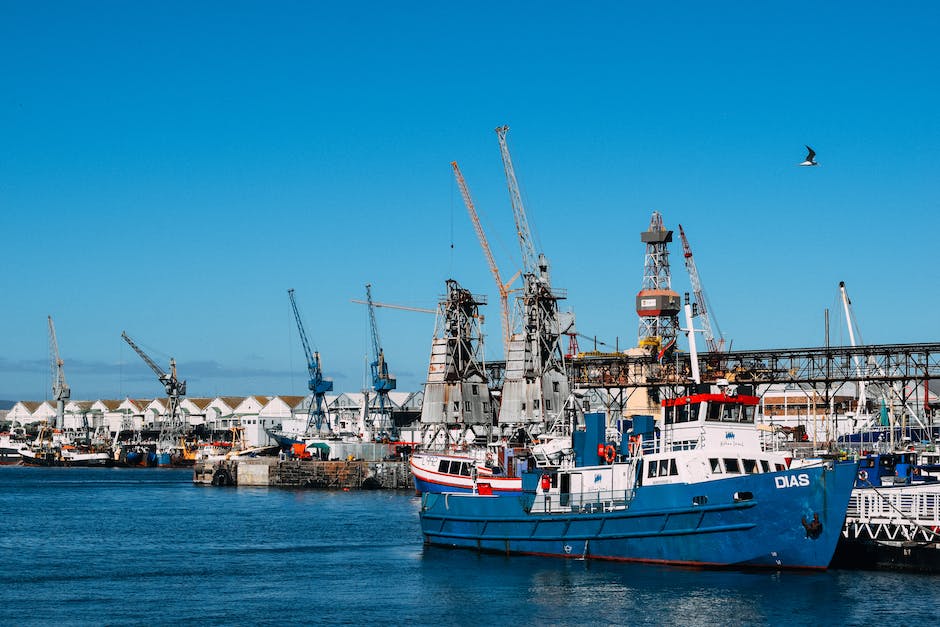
xmin=411 ymin=450 xmax=522 ymax=495
xmin=420 ymin=382 xmax=859 ymax=569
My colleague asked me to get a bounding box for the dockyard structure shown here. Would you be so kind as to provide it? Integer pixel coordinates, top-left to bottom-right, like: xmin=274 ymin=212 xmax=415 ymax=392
xmin=6 ymin=391 xmax=423 ymax=448
xmin=419 ymin=279 xmax=495 ymax=448
xmin=6 ymin=401 xmax=55 ymax=425
xmin=636 ymin=211 xmax=681 ymax=354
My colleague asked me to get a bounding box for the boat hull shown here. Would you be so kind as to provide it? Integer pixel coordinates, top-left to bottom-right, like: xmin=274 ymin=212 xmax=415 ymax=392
xmin=420 ymin=461 xmax=857 ymax=570
xmin=411 ymin=453 xmax=522 ymax=495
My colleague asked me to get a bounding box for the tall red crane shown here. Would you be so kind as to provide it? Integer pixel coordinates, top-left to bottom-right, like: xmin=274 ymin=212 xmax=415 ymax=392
xmin=678 ymin=224 xmax=726 ymax=352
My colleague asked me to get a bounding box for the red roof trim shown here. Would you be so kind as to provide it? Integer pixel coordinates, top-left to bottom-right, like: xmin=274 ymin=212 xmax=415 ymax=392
xmin=662 ymin=393 xmax=760 ymax=407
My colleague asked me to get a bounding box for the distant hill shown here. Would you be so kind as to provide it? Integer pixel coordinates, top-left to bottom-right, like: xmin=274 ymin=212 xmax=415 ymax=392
xmin=0 ymin=400 xmax=16 ymax=410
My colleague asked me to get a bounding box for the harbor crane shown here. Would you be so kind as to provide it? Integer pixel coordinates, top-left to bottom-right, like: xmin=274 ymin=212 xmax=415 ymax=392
xmin=495 ymin=125 xmax=540 ymax=278
xmin=121 ymin=331 xmax=187 ymax=442
xmin=48 ymin=315 xmax=70 ymax=430
xmin=493 ymin=125 xmax=573 ymax=440
xmin=288 ymin=288 xmax=334 ymax=434
xmin=678 ymin=224 xmax=726 ymax=352
xmin=349 ymin=299 xmax=435 ymax=314
xmin=451 ymin=160 xmax=518 ymax=354
xmin=365 ymin=284 xmax=397 ymax=439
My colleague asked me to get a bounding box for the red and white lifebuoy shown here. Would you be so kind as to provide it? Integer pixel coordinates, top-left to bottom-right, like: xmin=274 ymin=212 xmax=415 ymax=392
xmin=604 ymin=444 xmax=616 ymax=464
xmin=858 ymin=470 xmax=868 ymax=482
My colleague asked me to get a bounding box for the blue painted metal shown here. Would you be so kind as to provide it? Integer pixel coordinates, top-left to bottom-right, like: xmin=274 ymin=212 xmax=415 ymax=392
xmin=288 ymin=288 xmax=333 ymax=432
xmin=420 ymin=461 xmax=858 ymax=569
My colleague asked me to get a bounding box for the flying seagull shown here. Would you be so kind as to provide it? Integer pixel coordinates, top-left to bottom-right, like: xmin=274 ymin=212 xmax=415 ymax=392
xmin=799 ymin=145 xmax=818 ymax=166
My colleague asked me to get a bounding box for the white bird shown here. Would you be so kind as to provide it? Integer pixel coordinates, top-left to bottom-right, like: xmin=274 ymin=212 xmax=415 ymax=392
xmin=799 ymin=145 xmax=818 ymax=166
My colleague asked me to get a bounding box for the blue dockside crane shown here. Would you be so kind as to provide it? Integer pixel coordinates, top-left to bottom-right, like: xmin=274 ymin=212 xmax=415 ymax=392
xmin=287 ymin=288 xmax=333 ymax=434
xmin=365 ymin=283 xmax=396 ymax=439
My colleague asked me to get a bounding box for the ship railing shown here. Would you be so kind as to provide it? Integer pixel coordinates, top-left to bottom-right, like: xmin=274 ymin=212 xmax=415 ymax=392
xmin=525 ymin=488 xmax=636 ymax=515
xmin=846 ymin=488 xmax=940 ymax=526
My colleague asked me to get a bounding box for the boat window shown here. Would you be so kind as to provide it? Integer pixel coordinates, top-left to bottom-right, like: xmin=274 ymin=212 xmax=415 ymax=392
xmin=659 ymin=461 xmax=670 ymax=477
xmin=709 ymin=458 xmax=722 ymax=473
xmin=669 ymin=459 xmax=678 ymax=476
xmin=534 ymin=399 xmax=540 ymax=409
xmin=775 ymin=463 xmax=786 ymax=471
xmin=706 ymin=403 xmax=723 ymax=422
xmin=723 ymin=458 xmax=741 ymax=473
xmin=734 ymin=491 xmax=753 ymax=502
xmin=743 ymin=459 xmax=757 ymax=474
xmin=464 ymin=401 xmax=471 ymax=412
xmin=648 ymin=460 xmax=659 ymax=478
xmin=721 ymin=404 xmax=740 ymax=422
xmin=483 ymin=402 xmax=489 ymax=412
xmin=453 ymin=401 xmax=460 ymax=412
xmin=450 ymin=461 xmax=462 ymax=474
xmin=461 ymin=463 xmax=472 ymax=476
xmin=553 ymin=381 xmax=560 ymax=392
xmin=545 ymin=399 xmax=552 ymax=411
xmin=760 ymin=460 xmax=770 ymax=473
xmin=692 ymin=495 xmax=708 ymax=506
xmin=675 ymin=404 xmax=689 ymax=423
xmin=740 ymin=406 xmax=755 ymax=423
xmin=472 ymin=385 xmax=479 ymax=395
xmin=438 ymin=460 xmax=449 ymax=473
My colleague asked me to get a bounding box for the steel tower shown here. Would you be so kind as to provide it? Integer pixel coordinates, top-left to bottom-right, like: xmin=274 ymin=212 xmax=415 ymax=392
xmin=636 ymin=211 xmax=680 ymax=352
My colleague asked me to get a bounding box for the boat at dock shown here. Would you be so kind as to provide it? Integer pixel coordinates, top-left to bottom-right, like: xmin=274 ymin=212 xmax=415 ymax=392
xmin=0 ymin=428 xmax=29 ymax=465
xmin=410 ymin=450 xmax=521 ymax=495
xmin=420 ymin=382 xmax=859 ymax=569
xmin=828 ymin=450 xmax=940 ymax=572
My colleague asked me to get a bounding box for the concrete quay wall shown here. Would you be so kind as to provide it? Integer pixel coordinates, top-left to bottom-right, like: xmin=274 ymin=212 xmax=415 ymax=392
xmin=194 ymin=457 xmax=414 ymax=490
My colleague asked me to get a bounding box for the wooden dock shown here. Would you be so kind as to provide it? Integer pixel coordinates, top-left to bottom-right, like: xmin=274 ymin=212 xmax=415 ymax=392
xmin=194 ymin=457 xmax=414 ymax=490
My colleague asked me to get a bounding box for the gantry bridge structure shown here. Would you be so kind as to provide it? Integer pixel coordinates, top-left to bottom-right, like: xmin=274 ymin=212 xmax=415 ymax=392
xmin=482 ymin=341 xmax=940 ymax=404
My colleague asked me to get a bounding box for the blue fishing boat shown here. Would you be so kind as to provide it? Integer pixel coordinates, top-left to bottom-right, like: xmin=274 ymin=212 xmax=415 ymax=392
xmin=420 ymin=384 xmax=858 ymax=570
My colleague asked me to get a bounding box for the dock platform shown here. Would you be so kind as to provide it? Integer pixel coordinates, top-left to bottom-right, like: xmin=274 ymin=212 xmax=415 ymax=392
xmin=194 ymin=457 xmax=414 ymax=490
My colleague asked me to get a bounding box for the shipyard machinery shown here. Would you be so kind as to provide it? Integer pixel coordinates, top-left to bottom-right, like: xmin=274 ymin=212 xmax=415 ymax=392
xmin=451 ymin=160 xmax=518 ymax=355
xmin=48 ymin=315 xmax=70 ymax=431
xmin=636 ymin=211 xmax=681 ymax=353
xmin=365 ymin=284 xmax=397 ymax=439
xmin=121 ymin=331 xmax=187 ymax=443
xmin=494 ymin=125 xmax=574 ymax=438
xmin=678 ymin=224 xmax=726 ymax=353
xmin=419 ymin=279 xmax=494 ymax=448
xmin=288 ymin=288 xmax=333 ymax=434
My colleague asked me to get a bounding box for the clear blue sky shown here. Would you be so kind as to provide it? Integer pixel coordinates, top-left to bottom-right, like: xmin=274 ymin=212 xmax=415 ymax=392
xmin=2 ymin=2 xmax=938 ymax=401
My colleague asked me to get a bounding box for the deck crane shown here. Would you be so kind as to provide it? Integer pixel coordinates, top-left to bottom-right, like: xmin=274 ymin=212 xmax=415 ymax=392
xmin=288 ymin=288 xmax=334 ymax=434
xmin=365 ymin=284 xmax=397 ymax=439
xmin=48 ymin=315 xmax=70 ymax=431
xmin=451 ymin=160 xmax=518 ymax=353
xmin=121 ymin=331 xmax=187 ymax=443
xmin=678 ymin=224 xmax=726 ymax=352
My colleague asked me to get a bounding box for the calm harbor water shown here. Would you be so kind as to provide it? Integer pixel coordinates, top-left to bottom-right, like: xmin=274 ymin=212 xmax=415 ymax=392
xmin=0 ymin=466 xmax=934 ymax=626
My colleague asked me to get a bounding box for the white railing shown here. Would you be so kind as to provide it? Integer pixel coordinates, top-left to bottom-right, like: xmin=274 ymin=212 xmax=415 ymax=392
xmin=847 ymin=487 xmax=940 ymax=526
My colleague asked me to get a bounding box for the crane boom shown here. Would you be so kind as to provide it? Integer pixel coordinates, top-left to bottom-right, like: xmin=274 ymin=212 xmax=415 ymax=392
xmin=678 ymin=224 xmax=725 ymax=352
xmin=48 ymin=315 xmax=70 ymax=430
xmin=121 ymin=330 xmax=187 ymax=449
xmin=350 ymin=299 xmax=435 ymax=314
xmin=365 ymin=284 xmax=396 ymax=439
xmin=288 ymin=289 xmax=333 ymax=432
xmin=121 ymin=331 xmax=187 ymax=397
xmin=495 ymin=125 xmax=538 ymax=275
xmin=450 ymin=160 xmax=516 ymax=352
